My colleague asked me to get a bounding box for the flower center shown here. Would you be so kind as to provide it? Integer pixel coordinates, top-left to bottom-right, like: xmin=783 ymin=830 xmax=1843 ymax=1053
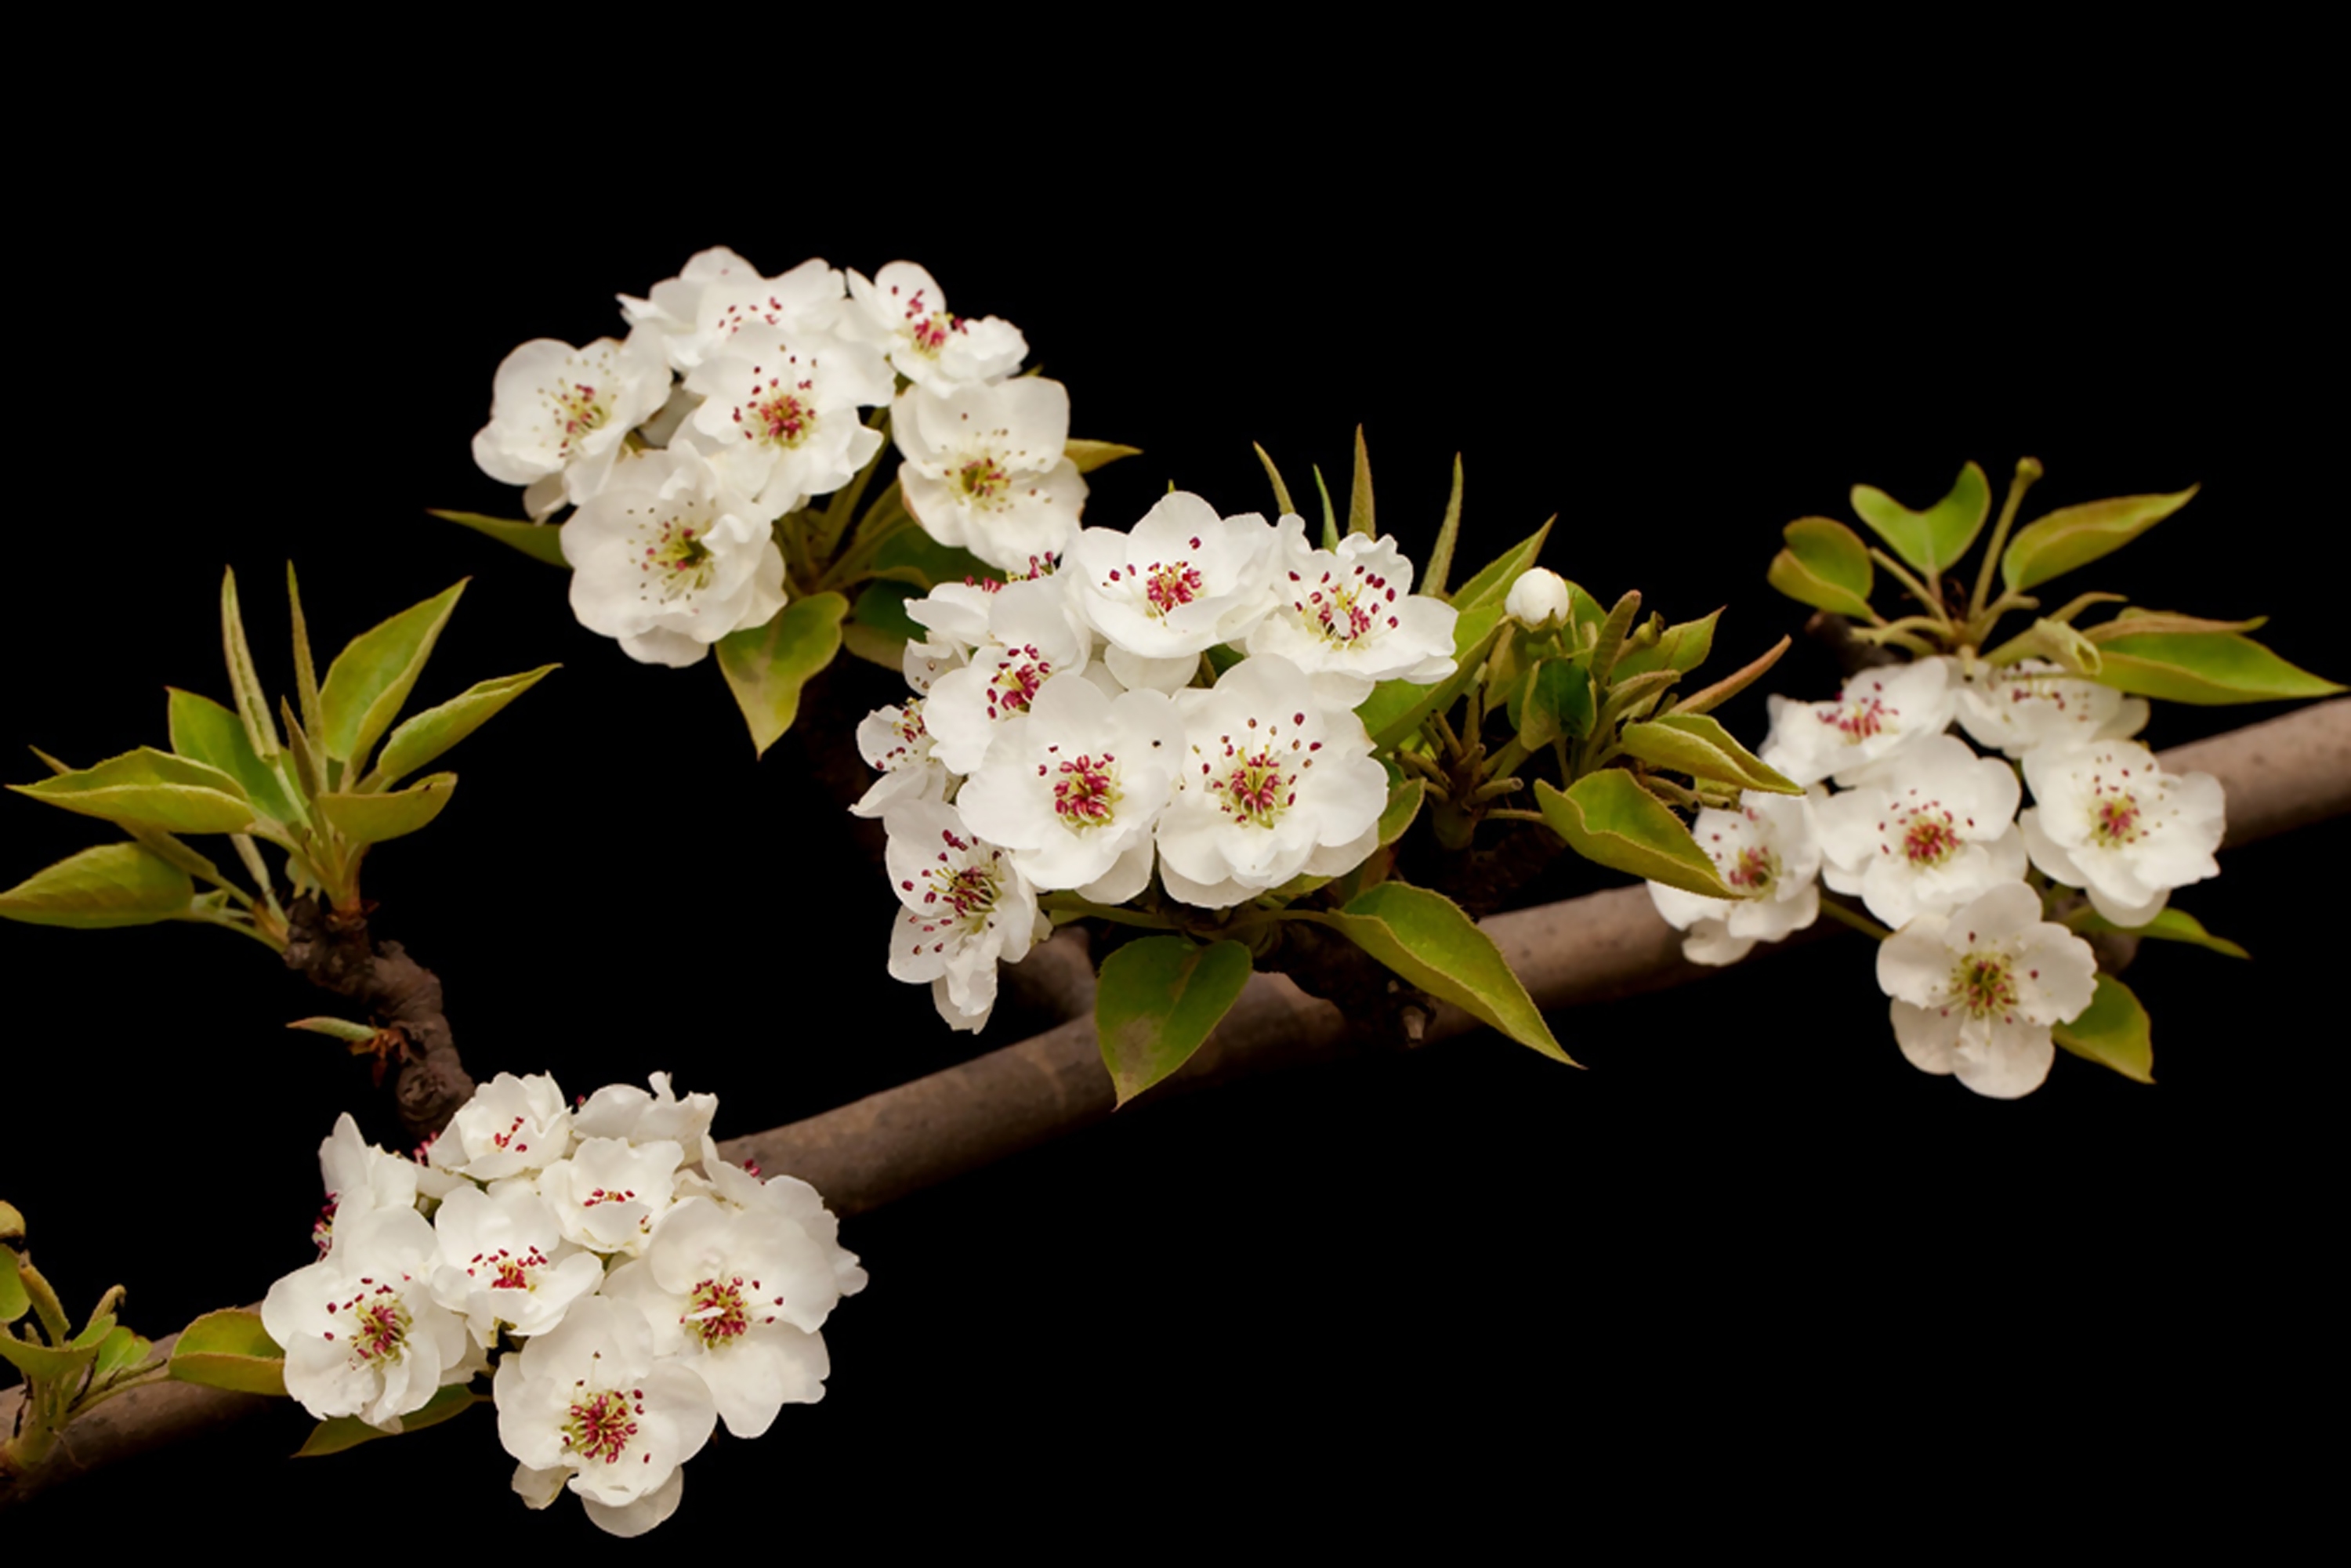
xmin=897 ymin=290 xmax=963 ymax=358
xmin=1726 ymin=845 xmax=1778 ymax=892
xmin=685 ymin=1276 xmax=751 ymax=1348
xmin=1223 ymin=748 xmax=1291 ymax=827
xmin=2091 ymin=791 xmax=2143 ymax=846
xmin=904 ymin=828 xmax=1006 ymax=938
xmin=984 ymin=646 xmax=1051 ymax=721
xmin=467 ymin=1244 xmax=552 ymax=1292
xmin=1052 ymin=754 xmax=1121 ymax=827
xmin=1823 ymin=693 xmax=1893 ymax=742
xmin=1900 ymin=809 xmax=1962 ymax=867
xmin=311 ymin=1196 xmax=339 ymax=1258
xmin=1288 ymin=563 xmax=1400 ymax=646
xmin=740 ymin=378 xmax=817 ymax=448
xmin=1145 ymin=560 xmax=1204 ymax=617
xmin=541 ymin=378 xmax=609 ymax=458
xmin=322 ymin=1279 xmax=411 ymax=1361
xmin=636 ymin=516 xmax=715 ymax=603
xmin=1950 ymin=951 xmax=2020 ymax=1021
xmin=955 ymin=454 xmax=1010 ymax=506
xmin=563 ymin=1388 xmax=643 ymax=1466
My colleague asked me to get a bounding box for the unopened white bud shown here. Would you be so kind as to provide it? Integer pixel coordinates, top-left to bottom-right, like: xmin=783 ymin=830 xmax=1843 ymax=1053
xmin=1505 ymin=568 xmax=1571 ymax=629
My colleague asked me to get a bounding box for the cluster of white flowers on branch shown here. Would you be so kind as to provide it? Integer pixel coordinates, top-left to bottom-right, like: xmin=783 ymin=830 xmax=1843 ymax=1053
xmin=263 ymin=1073 xmax=864 ymax=1536
xmin=1646 ymin=653 xmax=2225 ymax=1097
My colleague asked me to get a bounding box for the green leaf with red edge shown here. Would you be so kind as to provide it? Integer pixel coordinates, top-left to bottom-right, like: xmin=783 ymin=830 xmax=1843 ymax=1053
xmin=1535 ymin=772 xmax=1733 ymax=898
xmin=1850 ymin=462 xmax=1991 ymax=578
xmin=2052 ymin=973 xmax=2154 ymax=1085
xmin=1309 ymin=882 xmax=1574 ymax=1065
xmin=168 ymin=1308 xmax=286 ymax=1396
xmin=1095 ymin=937 xmax=1254 ymax=1106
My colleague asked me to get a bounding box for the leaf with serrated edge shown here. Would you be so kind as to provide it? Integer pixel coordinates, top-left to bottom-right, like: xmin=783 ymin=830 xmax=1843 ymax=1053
xmin=12 ymin=749 xmax=254 ymax=836
xmin=296 ymin=1385 xmax=483 ymax=1457
xmin=1064 ymin=439 xmax=1141 ymax=474
xmin=1536 ymin=773 xmax=1733 ymax=897
xmin=315 ymin=774 xmax=458 ymax=846
xmin=1617 ymin=714 xmax=1799 ymax=793
xmin=168 ymin=690 xmax=300 ymax=824
xmin=1313 ymin=882 xmax=1574 ymax=1064
xmin=429 ymin=509 xmax=570 ymax=567
xmin=2092 ymin=632 xmax=2343 ymax=705
xmin=1096 ymin=937 xmax=1254 ymax=1106
xmin=371 ymin=665 xmax=556 ymax=788
xmin=318 ymin=581 xmax=467 ymax=768
xmin=2052 ymin=973 xmax=2154 ymax=1084
xmin=2001 ymin=486 xmax=2199 ymax=592
xmin=717 ymin=593 xmax=849 ymax=758
xmin=0 ymin=843 xmax=196 ymax=929
xmin=1850 ymin=462 xmax=1991 ymax=578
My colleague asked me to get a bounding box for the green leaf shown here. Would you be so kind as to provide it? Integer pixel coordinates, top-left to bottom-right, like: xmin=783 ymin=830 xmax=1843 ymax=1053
xmin=0 ymin=1329 xmax=98 ymax=1383
xmin=1347 ymin=425 xmax=1375 ymax=538
xmin=1064 ymin=439 xmax=1142 ymax=475
xmin=1095 ymin=937 xmax=1255 ymax=1106
xmin=1425 ymin=453 xmax=1464 ymax=599
xmin=220 ymin=568 xmax=281 ymax=761
xmin=371 ymin=665 xmax=557 ymax=788
xmin=11 ymin=749 xmax=255 ymax=835
xmin=1669 ymin=636 xmax=1791 ymax=718
xmin=1612 ymin=608 xmax=1719 ymax=679
xmin=71 ymin=1311 xmax=118 ymax=1350
xmin=850 ymin=581 xmax=926 ymax=647
xmin=314 ymin=773 xmax=458 ymax=845
xmin=2001 ymin=485 xmax=2199 ymax=592
xmin=1590 ymin=590 xmax=1643 ymax=681
xmin=429 ymin=509 xmax=571 ymax=567
xmin=2085 ymin=607 xmax=2267 ymax=639
xmin=1514 ymin=659 xmax=1595 ymax=749
xmin=869 ymin=527 xmax=996 ymax=590
xmin=1535 ymin=773 xmax=1733 ymax=897
xmin=1850 ymin=462 xmax=1991 ymax=578
xmin=1448 ymin=519 xmax=1556 ymax=614
xmin=166 ymin=690 xmax=300 ymax=824
xmin=1312 ymin=463 xmax=1339 ymax=551
xmin=1313 ymin=882 xmax=1574 ymax=1065
xmin=0 ymin=843 xmax=197 ymax=929
xmin=168 ymin=1308 xmax=287 ymax=1396
xmin=318 ymin=581 xmax=467 ymax=771
xmin=1616 ymin=713 xmax=1799 ymax=794
xmin=0 ymin=1251 xmax=26 ymax=1324
xmin=1768 ymin=516 xmax=1878 ymax=618
xmin=717 ymin=592 xmax=849 ymax=758
xmin=2070 ymin=905 xmax=2248 ymax=959
xmin=288 ymin=563 xmax=327 ymax=744
xmin=1252 ymin=442 xmax=1300 ymax=519
xmin=288 ymin=1016 xmax=384 ymax=1044
xmin=90 ymin=1324 xmax=155 ymax=1385
xmin=2092 ymin=632 xmax=2343 ymax=705
xmin=1354 ymin=600 xmax=1509 ymax=751
xmin=1378 ymin=778 xmax=1426 ymax=846
xmin=296 ymin=1385 xmax=483 ymax=1457
xmin=2052 ymin=973 xmax=2154 ymax=1085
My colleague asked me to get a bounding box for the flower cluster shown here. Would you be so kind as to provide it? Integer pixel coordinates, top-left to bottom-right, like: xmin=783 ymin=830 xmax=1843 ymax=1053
xmin=473 ymin=248 xmax=1080 ymax=664
xmin=857 ymin=491 xmax=1458 ymax=1031
xmin=1646 ymin=654 xmax=2222 ymax=1097
xmin=263 ymin=1073 xmax=864 ymax=1537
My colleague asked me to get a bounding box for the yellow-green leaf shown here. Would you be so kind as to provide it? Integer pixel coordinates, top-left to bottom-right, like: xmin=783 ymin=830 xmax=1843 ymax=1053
xmin=167 ymin=689 xmax=301 ymax=824
xmin=2052 ymin=973 xmax=2154 ymax=1085
xmin=1768 ymin=516 xmax=1878 ymax=618
xmin=168 ymin=1308 xmax=286 ymax=1396
xmin=318 ymin=581 xmax=468 ymax=768
xmin=2069 ymin=905 xmax=2248 ymax=959
xmin=1850 ymin=462 xmax=1991 ymax=578
xmin=0 ymin=843 xmax=197 ymax=929
xmin=1348 ymin=425 xmax=1375 ymax=538
xmin=1095 ymin=937 xmax=1254 ymax=1106
xmin=1617 ymin=713 xmax=1800 ymax=794
xmin=1064 ymin=439 xmax=1142 ymax=474
xmin=1535 ymin=772 xmax=1733 ymax=898
xmin=90 ymin=1324 xmax=156 ymax=1385
xmin=0 ymin=1330 xmax=98 ymax=1383
xmin=11 ymin=748 xmax=255 ymax=835
xmin=1 ymin=1251 xmax=27 ymax=1324
xmin=2092 ymin=632 xmax=2343 ymax=705
xmin=429 ymin=509 xmax=570 ymax=567
xmin=371 ymin=665 xmax=557 ymax=788
xmin=314 ymin=773 xmax=458 ymax=845
xmin=221 ymin=568 xmax=281 ymax=761
xmin=2001 ymin=486 xmax=2199 ymax=592
xmin=716 ymin=592 xmax=849 ymax=758
xmin=1310 ymin=882 xmax=1574 ymax=1064
xmin=1613 ymin=609 xmax=1720 ymax=679
xmin=296 ymin=1385 xmax=484 ymax=1457
xmin=1448 ymin=518 xmax=1556 ymax=614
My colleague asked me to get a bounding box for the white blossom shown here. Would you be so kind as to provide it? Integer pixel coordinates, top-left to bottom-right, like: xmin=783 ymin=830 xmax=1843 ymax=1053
xmin=921 ymin=578 xmax=1092 ymax=774
xmin=2020 ymin=739 xmax=2225 ymax=926
xmin=473 ymin=337 xmax=674 ymax=516
xmin=884 ymin=799 xmax=1045 ymax=1032
xmin=562 ymin=446 xmax=786 ymax=668
xmin=1246 ymin=515 xmax=1458 ymax=705
xmin=263 ymin=1207 xmax=476 ymax=1431
xmin=574 ymin=1071 xmax=719 ymax=1147
xmin=621 ymin=248 xmax=846 ymax=374
xmin=1154 ymin=654 xmax=1389 ymax=908
xmin=429 ymin=1071 xmax=574 ymax=1183
xmin=1954 ymin=657 xmax=2150 ymax=759
xmin=1875 ymin=881 xmax=2099 ymax=1099
xmin=536 ymin=1135 xmax=686 ymax=1258
xmin=1505 ymin=567 xmax=1574 ymax=630
xmin=1814 ymin=733 xmax=2027 ymax=928
xmin=844 ymin=261 xmax=1027 ymax=391
xmin=1760 ymin=657 xmax=1958 ymax=788
xmin=1070 ymin=493 xmax=1277 ymax=690
xmin=894 ymin=380 xmax=1086 ymax=573
xmin=677 ymin=323 xmax=893 ymax=515
xmin=429 ymin=1182 xmax=603 ymax=1343
xmin=851 ymin=697 xmax=949 ymax=819
xmin=1646 ymin=790 xmax=1824 ymax=965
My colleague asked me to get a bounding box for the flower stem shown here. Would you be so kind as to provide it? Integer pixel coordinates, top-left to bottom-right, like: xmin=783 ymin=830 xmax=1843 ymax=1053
xmin=1968 ymin=456 xmax=2044 ymax=625
xmin=1867 ymin=548 xmax=1954 ymax=634
xmin=1817 ymin=897 xmax=1893 ymax=941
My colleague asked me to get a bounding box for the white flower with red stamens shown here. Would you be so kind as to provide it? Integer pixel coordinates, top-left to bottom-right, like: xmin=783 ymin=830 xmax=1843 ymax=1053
xmin=263 ymin=1206 xmax=476 ymax=1431
xmin=1646 ymin=789 xmax=1824 ymax=965
xmin=429 ymin=1182 xmax=603 ymax=1344
xmin=844 ymin=261 xmax=1027 ymax=391
xmin=687 ymin=1141 xmax=870 ymax=1309
xmin=313 ymin=1112 xmax=457 ymax=1257
xmin=883 ymin=799 xmax=1045 ymax=1032
xmin=562 ymin=446 xmax=788 ymax=668
xmin=2020 ymin=739 xmax=2225 ymax=926
xmin=494 ymin=1296 xmax=717 ymax=1538
xmin=851 ymin=697 xmax=949 ymax=819
xmin=1760 ymin=657 xmax=1958 ymax=788
xmin=537 ymin=1136 xmax=686 ymax=1258
xmin=676 ymin=322 xmax=893 ymax=516
xmin=600 ymin=1199 xmax=834 ymax=1439
xmin=1246 ymin=515 xmax=1458 ymax=705
xmin=921 ymin=578 xmax=1092 ymax=773
xmin=621 ymin=248 xmax=846 ymax=374
xmin=473 ymin=337 xmax=674 ymax=516
xmin=1876 ymin=881 xmax=2099 ymax=1099
xmin=1814 ymin=733 xmax=2027 ymax=928
xmin=894 ymin=380 xmax=1087 ymax=572
xmin=429 ymin=1071 xmax=574 ymax=1183
xmin=1154 ymin=654 xmax=1389 ymax=908
xmin=956 ymin=671 xmax=1184 ymax=902
xmin=574 ymin=1071 xmax=719 ymax=1148
xmin=1954 ymin=657 xmax=2150 ymax=760
xmin=1070 ymin=493 xmax=1278 ymax=690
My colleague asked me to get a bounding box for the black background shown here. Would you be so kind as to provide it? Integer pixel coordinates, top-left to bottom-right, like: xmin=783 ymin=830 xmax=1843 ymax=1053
xmin=3 ymin=114 xmax=2336 ymax=1541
